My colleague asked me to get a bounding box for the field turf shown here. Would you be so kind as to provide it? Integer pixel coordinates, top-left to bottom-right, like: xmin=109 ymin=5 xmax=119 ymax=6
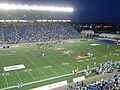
xmin=0 ymin=40 xmax=120 ymax=89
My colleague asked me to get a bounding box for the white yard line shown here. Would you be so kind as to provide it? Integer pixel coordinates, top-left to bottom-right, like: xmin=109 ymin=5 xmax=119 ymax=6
xmin=51 ymin=49 xmax=85 ymax=68
xmin=0 ymin=56 xmax=9 ymax=87
xmin=73 ymin=50 xmax=94 ymax=66
xmin=5 ymin=51 xmax=22 ymax=82
xmin=42 ymin=47 xmax=75 ymax=71
xmin=71 ymin=48 xmax=93 ymax=67
xmin=19 ymin=49 xmax=48 ymax=78
xmin=47 ymin=49 xmax=74 ymax=69
xmin=28 ymin=72 xmax=36 ymax=81
xmin=27 ymin=51 xmax=59 ymax=76
xmin=1 ymin=67 xmax=97 ymax=90
xmin=15 ymin=54 xmax=36 ymax=81
xmin=44 ymin=57 xmax=69 ymax=74
xmin=32 ymin=49 xmax=71 ymax=74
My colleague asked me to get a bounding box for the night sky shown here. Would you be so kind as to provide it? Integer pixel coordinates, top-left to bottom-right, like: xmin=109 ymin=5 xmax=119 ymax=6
xmin=0 ymin=0 xmax=120 ymax=23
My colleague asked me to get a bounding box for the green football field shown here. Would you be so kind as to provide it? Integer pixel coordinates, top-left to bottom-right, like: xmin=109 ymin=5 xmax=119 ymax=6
xmin=0 ymin=40 xmax=120 ymax=89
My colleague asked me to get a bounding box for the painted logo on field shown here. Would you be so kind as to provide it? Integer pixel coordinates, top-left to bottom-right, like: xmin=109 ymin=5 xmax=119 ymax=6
xmin=73 ymin=55 xmax=89 ymax=59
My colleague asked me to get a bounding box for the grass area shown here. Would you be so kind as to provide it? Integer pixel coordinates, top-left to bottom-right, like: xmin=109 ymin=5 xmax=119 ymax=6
xmin=0 ymin=40 xmax=120 ymax=89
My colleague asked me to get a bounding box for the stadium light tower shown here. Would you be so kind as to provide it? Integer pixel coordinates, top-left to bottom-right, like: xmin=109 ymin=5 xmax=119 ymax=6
xmin=0 ymin=3 xmax=74 ymax=12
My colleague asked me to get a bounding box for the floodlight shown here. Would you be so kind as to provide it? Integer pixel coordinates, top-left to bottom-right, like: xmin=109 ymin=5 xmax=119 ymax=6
xmin=17 ymin=4 xmax=24 ymax=10
xmin=0 ymin=3 xmax=74 ymax=12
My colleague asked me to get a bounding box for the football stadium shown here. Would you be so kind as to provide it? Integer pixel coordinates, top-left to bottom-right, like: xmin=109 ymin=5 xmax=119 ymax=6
xmin=0 ymin=1 xmax=120 ymax=90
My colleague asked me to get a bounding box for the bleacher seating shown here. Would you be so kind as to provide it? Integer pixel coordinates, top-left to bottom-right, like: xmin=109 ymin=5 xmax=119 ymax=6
xmin=68 ymin=61 xmax=120 ymax=90
xmin=0 ymin=22 xmax=81 ymax=44
xmin=68 ymin=74 xmax=120 ymax=90
xmin=0 ymin=10 xmax=69 ymax=20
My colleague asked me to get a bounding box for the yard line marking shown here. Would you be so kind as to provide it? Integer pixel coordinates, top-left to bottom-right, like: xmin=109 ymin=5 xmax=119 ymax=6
xmin=69 ymin=48 xmax=92 ymax=67
xmin=0 ymin=56 xmax=9 ymax=87
xmin=41 ymin=48 xmax=74 ymax=71
xmin=15 ymin=54 xmax=36 ymax=81
xmin=48 ymin=48 xmax=85 ymax=68
xmin=32 ymin=48 xmax=70 ymax=74
xmin=1 ymin=67 xmax=97 ymax=90
xmin=46 ymin=46 xmax=84 ymax=72
xmin=61 ymin=49 xmax=94 ymax=68
xmin=54 ymin=43 xmax=97 ymax=68
xmin=5 ymin=51 xmax=22 ymax=82
xmin=46 ymin=57 xmax=70 ymax=73
xmin=44 ymin=57 xmax=69 ymax=74
xmin=48 ymin=52 xmax=74 ymax=69
xmin=19 ymin=49 xmax=48 ymax=78
xmin=27 ymin=50 xmax=59 ymax=76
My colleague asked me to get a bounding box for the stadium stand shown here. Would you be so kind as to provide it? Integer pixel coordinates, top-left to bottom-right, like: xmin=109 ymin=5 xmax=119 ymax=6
xmin=67 ymin=61 xmax=120 ymax=90
xmin=1 ymin=5 xmax=120 ymax=90
xmin=0 ymin=22 xmax=81 ymax=44
xmin=0 ymin=10 xmax=70 ymax=20
xmin=68 ymin=74 xmax=120 ymax=90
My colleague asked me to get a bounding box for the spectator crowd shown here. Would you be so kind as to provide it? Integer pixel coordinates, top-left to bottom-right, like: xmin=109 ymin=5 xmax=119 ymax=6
xmin=68 ymin=61 xmax=120 ymax=90
xmin=0 ymin=22 xmax=81 ymax=44
xmin=0 ymin=10 xmax=69 ymax=20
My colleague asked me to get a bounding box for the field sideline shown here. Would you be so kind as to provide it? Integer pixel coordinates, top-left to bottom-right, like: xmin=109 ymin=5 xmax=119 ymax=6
xmin=0 ymin=40 xmax=120 ymax=89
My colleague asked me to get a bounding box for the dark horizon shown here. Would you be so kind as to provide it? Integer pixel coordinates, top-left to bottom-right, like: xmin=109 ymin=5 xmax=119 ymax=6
xmin=0 ymin=0 xmax=120 ymax=23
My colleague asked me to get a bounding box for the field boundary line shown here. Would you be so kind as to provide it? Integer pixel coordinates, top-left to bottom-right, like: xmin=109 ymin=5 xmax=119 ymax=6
xmin=0 ymin=67 xmax=97 ymax=90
